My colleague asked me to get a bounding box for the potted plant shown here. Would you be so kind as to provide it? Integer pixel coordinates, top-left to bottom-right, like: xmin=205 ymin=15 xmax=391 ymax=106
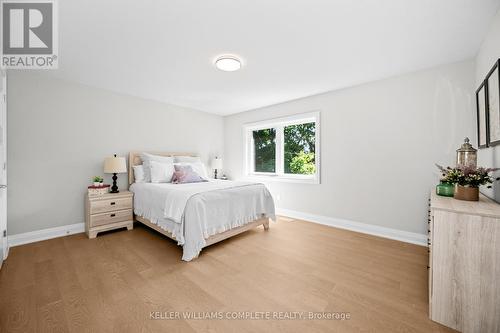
xmin=93 ymin=176 xmax=103 ymax=187
xmin=436 ymin=164 xmax=500 ymax=201
xmin=435 ymin=165 xmax=461 ymax=197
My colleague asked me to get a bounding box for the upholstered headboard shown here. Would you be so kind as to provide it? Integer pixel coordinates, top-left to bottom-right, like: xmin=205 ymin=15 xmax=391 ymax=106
xmin=128 ymin=152 xmax=197 ymax=185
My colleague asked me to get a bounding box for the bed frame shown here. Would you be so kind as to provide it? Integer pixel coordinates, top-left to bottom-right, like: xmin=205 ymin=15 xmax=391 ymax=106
xmin=128 ymin=152 xmax=270 ymax=248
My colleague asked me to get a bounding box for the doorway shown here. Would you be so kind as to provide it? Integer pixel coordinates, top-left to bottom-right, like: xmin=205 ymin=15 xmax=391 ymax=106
xmin=0 ymin=71 xmax=7 ymax=268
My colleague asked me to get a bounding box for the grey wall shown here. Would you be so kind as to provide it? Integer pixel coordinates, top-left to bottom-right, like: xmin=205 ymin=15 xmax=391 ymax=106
xmin=7 ymin=72 xmax=224 ymax=235
xmin=475 ymin=10 xmax=500 ymax=201
xmin=224 ymin=61 xmax=475 ymax=235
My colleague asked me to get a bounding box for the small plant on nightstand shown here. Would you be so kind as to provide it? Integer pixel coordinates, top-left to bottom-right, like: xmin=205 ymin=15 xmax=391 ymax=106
xmin=93 ymin=176 xmax=103 ymax=187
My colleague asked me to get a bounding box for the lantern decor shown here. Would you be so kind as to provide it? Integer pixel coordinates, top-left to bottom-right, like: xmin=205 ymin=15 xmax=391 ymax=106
xmin=456 ymin=137 xmax=477 ymax=168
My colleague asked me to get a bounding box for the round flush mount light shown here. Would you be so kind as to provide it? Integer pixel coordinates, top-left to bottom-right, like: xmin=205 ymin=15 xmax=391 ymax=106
xmin=214 ymin=55 xmax=242 ymax=72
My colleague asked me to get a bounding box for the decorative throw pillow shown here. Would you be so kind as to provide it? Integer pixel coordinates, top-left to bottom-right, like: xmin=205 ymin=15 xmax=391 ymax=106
xmin=174 ymin=162 xmax=209 ymax=180
xmin=140 ymin=153 xmax=174 ymax=182
xmin=149 ymin=160 xmax=175 ymax=183
xmin=132 ymin=165 xmax=145 ymax=183
xmin=172 ymin=165 xmax=207 ymax=184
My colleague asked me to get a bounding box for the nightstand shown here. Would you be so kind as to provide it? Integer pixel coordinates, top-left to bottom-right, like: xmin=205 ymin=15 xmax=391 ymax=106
xmin=85 ymin=191 xmax=134 ymax=239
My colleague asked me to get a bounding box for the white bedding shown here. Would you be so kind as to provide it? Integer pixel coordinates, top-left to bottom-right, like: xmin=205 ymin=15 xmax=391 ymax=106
xmin=130 ymin=180 xmax=275 ymax=261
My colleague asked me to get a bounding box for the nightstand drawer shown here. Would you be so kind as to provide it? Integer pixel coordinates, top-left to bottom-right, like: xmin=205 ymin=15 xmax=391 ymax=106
xmin=90 ymin=209 xmax=133 ymax=227
xmin=90 ymin=197 xmax=132 ymax=214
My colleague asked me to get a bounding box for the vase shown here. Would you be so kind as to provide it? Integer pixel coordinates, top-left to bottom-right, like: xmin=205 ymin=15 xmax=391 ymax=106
xmin=93 ymin=182 xmax=100 ymax=187
xmin=436 ymin=183 xmax=454 ymax=197
xmin=454 ymin=185 xmax=479 ymax=201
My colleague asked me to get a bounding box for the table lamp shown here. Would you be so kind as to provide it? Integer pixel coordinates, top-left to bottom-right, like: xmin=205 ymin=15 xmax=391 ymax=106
xmin=104 ymin=154 xmax=127 ymax=193
xmin=212 ymin=157 xmax=223 ymax=179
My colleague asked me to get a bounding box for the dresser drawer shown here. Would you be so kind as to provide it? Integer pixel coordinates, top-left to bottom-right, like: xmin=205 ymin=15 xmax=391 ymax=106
xmin=90 ymin=209 xmax=133 ymax=227
xmin=90 ymin=197 xmax=132 ymax=214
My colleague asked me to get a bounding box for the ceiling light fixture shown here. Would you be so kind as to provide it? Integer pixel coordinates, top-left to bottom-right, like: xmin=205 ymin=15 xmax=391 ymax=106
xmin=214 ymin=55 xmax=242 ymax=72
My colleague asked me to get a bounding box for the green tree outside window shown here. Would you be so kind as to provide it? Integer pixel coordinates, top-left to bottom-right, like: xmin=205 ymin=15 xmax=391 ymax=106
xmin=252 ymin=122 xmax=316 ymax=175
xmin=285 ymin=122 xmax=315 ymax=174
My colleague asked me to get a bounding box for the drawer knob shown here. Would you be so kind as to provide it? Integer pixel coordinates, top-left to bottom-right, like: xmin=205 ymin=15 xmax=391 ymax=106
xmin=110 ymin=202 xmax=116 ymax=205
xmin=110 ymin=214 xmax=116 ymax=217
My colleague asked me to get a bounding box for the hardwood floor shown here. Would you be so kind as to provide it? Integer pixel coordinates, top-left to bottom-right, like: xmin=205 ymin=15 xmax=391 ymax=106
xmin=0 ymin=217 xmax=456 ymax=333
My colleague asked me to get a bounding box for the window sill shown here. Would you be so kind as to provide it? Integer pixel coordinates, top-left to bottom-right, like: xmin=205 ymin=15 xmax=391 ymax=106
xmin=243 ymin=174 xmax=320 ymax=184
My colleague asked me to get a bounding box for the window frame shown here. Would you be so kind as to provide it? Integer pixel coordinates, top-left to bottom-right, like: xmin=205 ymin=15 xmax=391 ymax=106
xmin=243 ymin=111 xmax=320 ymax=184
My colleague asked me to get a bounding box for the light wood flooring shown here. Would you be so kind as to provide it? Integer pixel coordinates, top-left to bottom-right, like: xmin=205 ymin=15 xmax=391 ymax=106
xmin=0 ymin=217 xmax=456 ymax=333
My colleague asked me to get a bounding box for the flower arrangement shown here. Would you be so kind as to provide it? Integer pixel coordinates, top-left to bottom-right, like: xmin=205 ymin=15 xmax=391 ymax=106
xmin=436 ymin=164 xmax=500 ymax=188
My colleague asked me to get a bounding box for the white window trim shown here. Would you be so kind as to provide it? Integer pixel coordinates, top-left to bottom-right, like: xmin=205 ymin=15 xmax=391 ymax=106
xmin=243 ymin=111 xmax=321 ymax=184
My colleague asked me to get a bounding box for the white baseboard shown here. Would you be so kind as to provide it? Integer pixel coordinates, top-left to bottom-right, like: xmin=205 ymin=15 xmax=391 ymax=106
xmin=275 ymin=208 xmax=427 ymax=246
xmin=8 ymin=223 xmax=85 ymax=248
xmin=5 ymin=210 xmax=426 ymax=250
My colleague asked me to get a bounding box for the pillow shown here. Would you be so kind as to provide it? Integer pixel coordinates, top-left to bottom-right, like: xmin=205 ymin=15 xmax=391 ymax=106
xmin=175 ymin=162 xmax=209 ymax=180
xmin=172 ymin=165 xmax=207 ymax=184
xmin=140 ymin=153 xmax=174 ymax=182
xmin=132 ymin=165 xmax=145 ymax=183
xmin=150 ymin=160 xmax=175 ymax=183
xmin=174 ymin=156 xmax=201 ymax=163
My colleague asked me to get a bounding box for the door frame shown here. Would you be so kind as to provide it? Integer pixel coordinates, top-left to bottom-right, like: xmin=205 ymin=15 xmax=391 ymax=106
xmin=0 ymin=71 xmax=7 ymax=262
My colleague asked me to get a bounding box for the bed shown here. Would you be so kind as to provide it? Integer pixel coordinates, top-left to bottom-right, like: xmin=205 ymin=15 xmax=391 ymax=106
xmin=128 ymin=152 xmax=276 ymax=261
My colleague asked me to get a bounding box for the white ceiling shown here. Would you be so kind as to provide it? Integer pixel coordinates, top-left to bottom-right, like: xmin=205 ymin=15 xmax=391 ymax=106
xmin=49 ymin=0 xmax=500 ymax=115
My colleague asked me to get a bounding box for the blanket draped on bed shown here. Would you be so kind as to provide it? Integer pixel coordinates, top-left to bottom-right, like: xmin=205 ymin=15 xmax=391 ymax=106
xmin=130 ymin=180 xmax=275 ymax=261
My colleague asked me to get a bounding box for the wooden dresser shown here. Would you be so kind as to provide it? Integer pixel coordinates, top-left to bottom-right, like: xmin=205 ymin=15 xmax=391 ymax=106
xmin=429 ymin=191 xmax=500 ymax=333
xmin=85 ymin=191 xmax=134 ymax=239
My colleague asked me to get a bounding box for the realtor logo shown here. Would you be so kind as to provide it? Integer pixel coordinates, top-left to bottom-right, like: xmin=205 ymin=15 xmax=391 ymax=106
xmin=1 ymin=0 xmax=58 ymax=69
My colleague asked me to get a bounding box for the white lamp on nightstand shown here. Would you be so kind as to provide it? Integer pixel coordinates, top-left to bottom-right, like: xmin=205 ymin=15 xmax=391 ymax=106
xmin=212 ymin=157 xmax=223 ymax=179
xmin=104 ymin=154 xmax=127 ymax=193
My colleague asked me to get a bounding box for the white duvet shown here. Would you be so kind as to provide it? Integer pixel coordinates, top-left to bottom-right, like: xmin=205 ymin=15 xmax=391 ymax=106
xmin=130 ymin=180 xmax=275 ymax=261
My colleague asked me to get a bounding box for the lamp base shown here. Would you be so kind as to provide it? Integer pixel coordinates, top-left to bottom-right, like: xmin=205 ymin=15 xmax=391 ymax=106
xmin=110 ymin=173 xmax=119 ymax=193
xmin=214 ymin=169 xmax=218 ymax=179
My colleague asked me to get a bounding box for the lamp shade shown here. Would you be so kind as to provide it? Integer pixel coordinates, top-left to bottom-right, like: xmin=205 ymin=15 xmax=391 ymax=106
xmin=104 ymin=156 xmax=127 ymax=174
xmin=212 ymin=157 xmax=223 ymax=169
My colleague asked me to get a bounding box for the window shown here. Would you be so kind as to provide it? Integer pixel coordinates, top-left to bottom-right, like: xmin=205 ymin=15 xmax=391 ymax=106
xmin=244 ymin=112 xmax=320 ymax=183
xmin=253 ymin=128 xmax=276 ymax=173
